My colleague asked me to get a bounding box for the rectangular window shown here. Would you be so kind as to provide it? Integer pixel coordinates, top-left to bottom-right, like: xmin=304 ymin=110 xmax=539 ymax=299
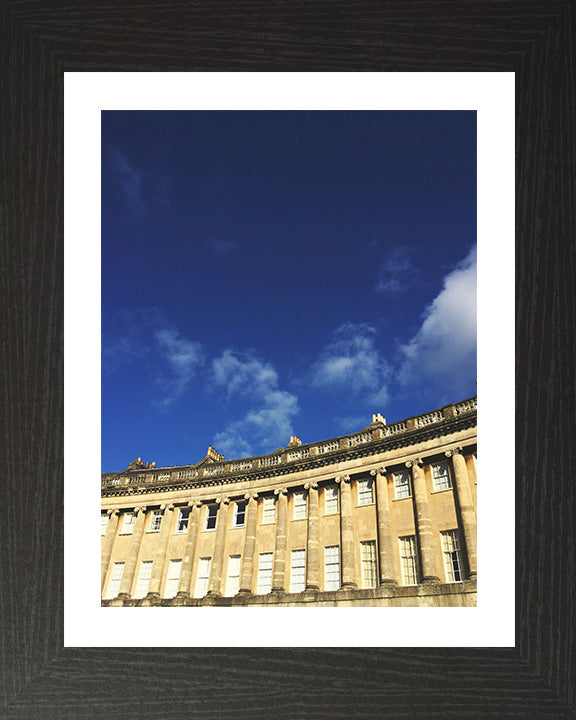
xmin=441 ymin=530 xmax=463 ymax=582
xmin=360 ymin=541 xmax=377 ymax=588
xmin=432 ymin=462 xmax=452 ymax=491
xmin=324 ymin=486 xmax=339 ymax=515
xmin=394 ymin=471 xmax=411 ymax=499
xmin=399 ymin=536 xmax=418 ymax=585
xmin=120 ymin=512 xmax=135 ymax=534
xmin=148 ymin=510 xmax=163 ymax=533
xmin=324 ymin=546 xmax=340 ymax=590
xmin=262 ymin=497 xmax=276 ymax=524
xmin=194 ymin=557 xmax=211 ymax=598
xmin=233 ymin=501 xmax=247 ymax=528
xmin=101 ymin=514 xmax=109 ymax=535
xmin=225 ymin=555 xmax=241 ymax=597
xmin=106 ymin=562 xmax=124 ymax=598
xmin=290 ymin=549 xmax=306 ymax=592
xmin=357 ymin=479 xmax=374 ymax=505
xmin=134 ymin=560 xmax=153 ymax=598
xmin=293 ymin=491 xmax=307 ymax=520
xmin=175 ymin=507 xmax=190 ymax=533
xmin=164 ymin=559 xmax=182 ymax=598
xmin=257 ymin=552 xmax=273 ymax=594
xmin=204 ymin=505 xmax=218 ymax=530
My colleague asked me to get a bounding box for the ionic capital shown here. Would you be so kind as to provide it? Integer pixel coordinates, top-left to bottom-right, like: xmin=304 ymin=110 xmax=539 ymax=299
xmin=370 ymin=467 xmax=387 ymax=477
xmin=304 ymin=482 xmax=318 ymax=490
xmin=335 ymin=475 xmax=351 ymax=484
xmin=274 ymin=487 xmax=288 ymax=496
xmin=216 ymin=496 xmax=230 ymax=505
xmin=160 ymin=503 xmax=174 ymax=511
xmin=244 ymin=492 xmax=259 ymax=501
xmin=445 ymin=447 xmax=463 ymax=458
xmin=187 ymin=500 xmax=202 ymax=509
xmin=405 ymin=458 xmax=423 ymax=469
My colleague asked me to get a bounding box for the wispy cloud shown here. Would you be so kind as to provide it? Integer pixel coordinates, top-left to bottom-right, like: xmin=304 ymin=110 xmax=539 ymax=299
xmin=211 ymin=351 xmax=299 ymax=458
xmin=108 ymin=149 xmax=171 ymax=219
xmin=204 ymin=238 xmax=238 ymax=257
xmin=375 ymin=246 xmax=420 ymax=295
xmin=310 ymin=323 xmax=390 ymax=406
xmin=153 ymin=329 xmax=205 ymax=408
xmin=109 ymin=150 xmax=147 ymax=218
xmin=398 ymin=245 xmax=477 ymax=397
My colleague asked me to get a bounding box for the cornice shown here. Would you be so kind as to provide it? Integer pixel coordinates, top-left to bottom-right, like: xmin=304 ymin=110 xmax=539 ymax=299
xmin=102 ymin=403 xmax=477 ymax=499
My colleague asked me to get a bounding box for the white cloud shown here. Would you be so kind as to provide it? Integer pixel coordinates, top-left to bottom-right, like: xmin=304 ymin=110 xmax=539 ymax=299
xmin=398 ymin=246 xmax=477 ymax=396
xmin=154 ymin=328 xmax=204 ymax=407
xmin=375 ymin=246 xmax=420 ymax=295
xmin=310 ymin=323 xmax=390 ymax=405
xmin=211 ymin=351 xmax=299 ymax=458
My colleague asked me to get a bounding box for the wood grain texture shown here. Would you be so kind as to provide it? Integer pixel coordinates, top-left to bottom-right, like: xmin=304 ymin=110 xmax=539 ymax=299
xmin=1 ymin=1 xmax=575 ymax=717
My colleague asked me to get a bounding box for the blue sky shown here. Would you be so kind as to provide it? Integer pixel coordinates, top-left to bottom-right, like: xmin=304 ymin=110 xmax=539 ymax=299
xmin=102 ymin=111 xmax=476 ymax=472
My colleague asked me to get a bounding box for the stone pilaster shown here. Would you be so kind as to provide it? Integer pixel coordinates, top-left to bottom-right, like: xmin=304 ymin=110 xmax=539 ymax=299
xmin=305 ymin=482 xmax=319 ymax=590
xmin=206 ymin=497 xmax=230 ymax=596
xmin=446 ymin=448 xmax=477 ymax=577
xmin=101 ymin=509 xmax=120 ymax=591
xmin=144 ymin=504 xmax=175 ymax=601
xmin=174 ymin=502 xmax=201 ymax=600
xmin=117 ymin=506 xmax=147 ymax=599
xmin=238 ymin=493 xmax=259 ymax=594
xmin=408 ymin=459 xmax=440 ymax=583
xmin=336 ymin=475 xmax=356 ymax=588
xmin=371 ymin=468 xmax=396 ymax=585
xmin=272 ymin=488 xmax=288 ymax=592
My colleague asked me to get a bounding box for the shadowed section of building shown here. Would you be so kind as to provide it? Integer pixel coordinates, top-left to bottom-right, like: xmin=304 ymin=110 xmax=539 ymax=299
xmin=101 ymin=397 xmax=477 ymax=607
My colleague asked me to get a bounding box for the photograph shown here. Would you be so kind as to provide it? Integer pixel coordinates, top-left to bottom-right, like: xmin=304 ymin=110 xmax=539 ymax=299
xmin=100 ymin=110 xmax=478 ymax=607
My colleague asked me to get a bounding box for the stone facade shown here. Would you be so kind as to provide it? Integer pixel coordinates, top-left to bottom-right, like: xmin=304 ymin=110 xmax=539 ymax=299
xmin=101 ymin=397 xmax=477 ymax=607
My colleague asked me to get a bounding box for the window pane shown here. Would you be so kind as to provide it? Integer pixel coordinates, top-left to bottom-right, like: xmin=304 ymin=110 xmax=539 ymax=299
xmin=290 ymin=549 xmax=306 ymax=592
xmin=194 ymin=557 xmax=211 ymax=598
xmin=325 ymin=486 xmax=338 ymax=514
xmin=360 ymin=541 xmax=377 ymax=587
xmin=293 ymin=491 xmax=307 ymax=520
xmin=176 ymin=508 xmax=190 ymax=533
xmin=357 ymin=479 xmax=374 ymax=505
xmin=257 ymin=552 xmax=273 ymax=594
xmin=205 ymin=505 xmax=217 ymax=530
xmin=441 ymin=530 xmax=463 ymax=582
xmin=225 ymin=555 xmax=241 ymax=596
xmin=106 ymin=562 xmax=125 ymax=598
xmin=234 ymin=501 xmax=247 ymax=527
xmin=324 ymin=546 xmax=340 ymax=590
xmin=121 ymin=513 xmax=135 ymax=534
xmin=394 ymin=472 xmax=411 ymax=499
xmin=164 ymin=559 xmax=182 ymax=598
xmin=399 ymin=536 xmax=418 ymax=585
xmin=432 ymin=462 xmax=452 ymax=491
xmin=101 ymin=514 xmax=109 ymax=535
xmin=262 ymin=497 xmax=276 ymax=524
xmin=134 ymin=560 xmax=153 ymax=598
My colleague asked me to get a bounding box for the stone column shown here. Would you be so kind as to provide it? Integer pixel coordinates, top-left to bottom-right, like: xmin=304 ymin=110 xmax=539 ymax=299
xmin=206 ymin=497 xmax=230 ymax=596
xmin=175 ymin=501 xmax=202 ymax=600
xmin=305 ymin=482 xmax=319 ymax=590
xmin=447 ymin=448 xmax=477 ymax=577
xmin=117 ymin=506 xmax=147 ymax=599
xmin=144 ymin=504 xmax=175 ymax=601
xmin=272 ymin=488 xmax=288 ymax=592
xmin=408 ymin=459 xmax=440 ymax=583
xmin=371 ymin=468 xmax=396 ymax=585
xmin=101 ymin=509 xmax=120 ymax=591
xmin=238 ymin=493 xmax=259 ymax=594
xmin=336 ymin=475 xmax=356 ymax=588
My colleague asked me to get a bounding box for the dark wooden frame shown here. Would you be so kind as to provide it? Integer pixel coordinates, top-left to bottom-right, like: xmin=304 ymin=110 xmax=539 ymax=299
xmin=2 ymin=2 xmax=575 ymax=718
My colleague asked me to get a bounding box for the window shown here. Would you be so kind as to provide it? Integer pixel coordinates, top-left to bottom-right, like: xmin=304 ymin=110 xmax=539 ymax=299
xmin=399 ymin=536 xmax=418 ymax=585
xmin=262 ymin=497 xmax=276 ymax=524
xmin=290 ymin=549 xmax=306 ymax=592
xmin=257 ymin=552 xmax=273 ymax=594
xmin=233 ymin=501 xmax=247 ymax=528
xmin=120 ymin=512 xmax=136 ymax=534
xmin=134 ymin=560 xmax=153 ymax=598
xmin=357 ymin=479 xmax=374 ymax=505
xmin=360 ymin=541 xmax=377 ymax=588
xmin=164 ymin=559 xmax=182 ymax=598
xmin=204 ymin=505 xmax=218 ymax=530
xmin=324 ymin=486 xmax=339 ymax=515
xmin=225 ymin=555 xmax=241 ymax=597
xmin=101 ymin=514 xmax=109 ymax=536
xmin=293 ymin=491 xmax=307 ymax=520
xmin=324 ymin=546 xmax=340 ymax=590
xmin=441 ymin=530 xmax=463 ymax=582
xmin=194 ymin=557 xmax=211 ymax=597
xmin=176 ymin=508 xmax=190 ymax=533
xmin=148 ymin=510 xmax=163 ymax=532
xmin=393 ymin=471 xmax=411 ymax=499
xmin=106 ymin=562 xmax=124 ymax=598
xmin=432 ymin=462 xmax=452 ymax=491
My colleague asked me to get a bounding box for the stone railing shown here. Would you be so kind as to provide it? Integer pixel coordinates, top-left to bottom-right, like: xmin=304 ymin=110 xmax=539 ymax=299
xmin=102 ymin=396 xmax=476 ymax=490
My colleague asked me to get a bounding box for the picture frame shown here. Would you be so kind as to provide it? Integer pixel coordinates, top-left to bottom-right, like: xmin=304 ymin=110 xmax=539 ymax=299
xmin=2 ymin=3 xmax=573 ymax=716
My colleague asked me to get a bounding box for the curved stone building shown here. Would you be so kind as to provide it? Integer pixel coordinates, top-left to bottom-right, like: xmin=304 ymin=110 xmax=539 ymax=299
xmin=101 ymin=396 xmax=477 ymax=607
